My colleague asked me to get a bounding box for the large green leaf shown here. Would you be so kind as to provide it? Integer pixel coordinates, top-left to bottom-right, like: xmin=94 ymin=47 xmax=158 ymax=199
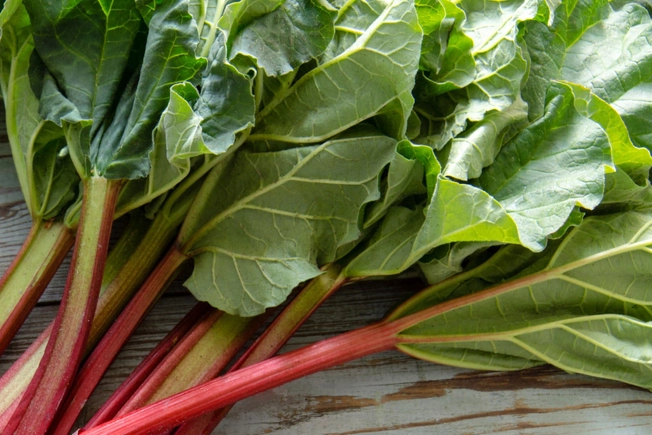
xmin=476 ymin=82 xmax=612 ymax=250
xmin=220 ymin=0 xmax=336 ymax=77
xmin=415 ymin=0 xmax=536 ymax=149
xmin=393 ymin=211 xmax=652 ymax=388
xmin=95 ymin=0 xmax=207 ymax=179
xmin=346 ymin=82 xmax=612 ymax=277
xmin=249 ymin=0 xmax=422 ymax=143
xmin=23 ymin=0 xmax=141 ymax=131
xmin=0 ymin=3 xmax=77 ymax=220
xmin=178 ymin=131 xmax=396 ymax=316
xmin=522 ymin=1 xmax=652 ymax=177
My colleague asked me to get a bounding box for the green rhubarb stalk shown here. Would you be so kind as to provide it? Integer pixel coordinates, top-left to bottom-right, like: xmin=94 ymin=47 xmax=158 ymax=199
xmin=0 ymin=220 xmax=74 ymax=354
xmin=6 ymin=177 xmax=121 ymax=434
xmin=82 ymin=303 xmax=214 ymax=429
xmin=0 ymin=197 xmax=188 ymax=423
xmin=174 ymin=264 xmax=346 ymax=434
xmin=111 ymin=309 xmax=264 ymax=420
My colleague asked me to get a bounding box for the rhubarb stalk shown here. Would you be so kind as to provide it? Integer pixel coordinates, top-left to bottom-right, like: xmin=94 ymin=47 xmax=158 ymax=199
xmin=0 ymin=220 xmax=74 ymax=354
xmin=7 ymin=176 xmax=121 ymax=434
xmin=175 ymin=264 xmax=347 ymax=434
xmin=79 ymin=319 xmax=401 ymax=435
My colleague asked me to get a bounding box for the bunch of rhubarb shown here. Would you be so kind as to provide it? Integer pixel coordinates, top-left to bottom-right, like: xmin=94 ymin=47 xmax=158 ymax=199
xmin=1 ymin=0 xmax=652 ymax=433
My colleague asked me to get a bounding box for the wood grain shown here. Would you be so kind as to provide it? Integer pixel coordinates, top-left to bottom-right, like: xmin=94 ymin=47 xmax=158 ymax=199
xmin=1 ymin=128 xmax=651 ymax=434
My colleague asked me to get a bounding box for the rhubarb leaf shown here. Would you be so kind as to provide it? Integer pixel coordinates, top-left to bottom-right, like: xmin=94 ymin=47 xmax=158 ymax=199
xmin=347 ymin=81 xmax=613 ymax=276
xmin=0 ymin=3 xmax=78 ymax=220
xmin=249 ymin=0 xmax=422 ymax=143
xmin=396 ymin=211 xmax=652 ymax=388
xmin=180 ymin=131 xmax=396 ymax=316
xmin=442 ymin=97 xmax=528 ymax=181
xmin=522 ymin=1 xmax=652 ymax=178
xmin=26 ymin=0 xmax=206 ymax=181
xmin=220 ymin=0 xmax=336 ymax=76
xmin=364 ymin=141 xmax=427 ymax=228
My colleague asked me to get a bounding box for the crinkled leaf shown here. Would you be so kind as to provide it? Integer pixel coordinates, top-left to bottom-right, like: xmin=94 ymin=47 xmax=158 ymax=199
xmin=23 ymin=0 xmax=141 ymax=132
xmin=560 ymin=81 xmax=652 ymax=180
xmin=523 ymin=1 xmax=652 ymax=175
xmin=601 ymin=170 xmax=652 ymax=212
xmin=179 ymin=132 xmax=396 ymax=316
xmin=249 ymin=0 xmax=422 ymax=143
xmin=0 ymin=3 xmax=78 ymax=219
xmin=188 ymin=0 xmax=224 ymax=56
xmin=364 ymin=141 xmax=427 ymax=228
xmin=96 ymin=0 xmax=207 ymax=179
xmin=395 ymin=212 xmax=652 ymax=388
xmin=443 ymin=97 xmax=528 ymax=181
xmin=220 ymin=0 xmax=335 ymax=76
xmin=417 ymin=0 xmax=475 ymax=91
xmin=462 ymin=0 xmax=540 ymax=54
xmin=477 ymin=82 xmax=612 ymax=250
xmin=116 ymin=30 xmax=255 ymax=215
xmin=347 ymin=81 xmax=613 ymax=276
xmin=416 ymin=31 xmax=528 ymax=149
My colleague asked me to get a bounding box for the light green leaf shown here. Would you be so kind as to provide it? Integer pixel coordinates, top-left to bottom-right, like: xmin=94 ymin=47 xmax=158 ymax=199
xmin=344 ymin=205 xmax=426 ymax=278
xmin=179 ymin=132 xmax=396 ymax=316
xmin=417 ymin=0 xmax=475 ymax=91
xmin=395 ymin=211 xmax=652 ymax=388
xmin=477 ymin=82 xmax=612 ymax=250
xmin=249 ymin=0 xmax=422 ymax=143
xmin=418 ymin=241 xmax=496 ymax=284
xmin=560 ymin=81 xmax=652 ymax=180
xmin=364 ymin=141 xmax=427 ymax=228
xmin=443 ymin=97 xmax=528 ymax=181
xmin=220 ymin=0 xmax=335 ymax=76
xmin=0 ymin=3 xmax=78 ymax=220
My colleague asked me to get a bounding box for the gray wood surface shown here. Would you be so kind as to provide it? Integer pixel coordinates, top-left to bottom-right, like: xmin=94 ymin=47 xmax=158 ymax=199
xmin=1 ymin=125 xmax=652 ymax=434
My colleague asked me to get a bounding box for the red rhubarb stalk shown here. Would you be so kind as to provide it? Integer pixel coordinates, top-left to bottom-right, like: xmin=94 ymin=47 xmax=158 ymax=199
xmin=48 ymin=244 xmax=189 ymax=433
xmin=7 ymin=176 xmax=121 ymax=434
xmin=0 ymin=205 xmax=183 ymax=424
xmin=0 ymin=220 xmax=74 ymax=354
xmin=79 ymin=320 xmax=401 ymax=435
xmin=82 ymin=303 xmax=213 ymax=430
xmin=175 ymin=264 xmax=346 ymax=434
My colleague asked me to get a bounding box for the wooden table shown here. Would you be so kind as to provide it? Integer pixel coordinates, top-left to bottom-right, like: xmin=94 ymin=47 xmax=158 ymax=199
xmin=1 ymin=127 xmax=652 ymax=434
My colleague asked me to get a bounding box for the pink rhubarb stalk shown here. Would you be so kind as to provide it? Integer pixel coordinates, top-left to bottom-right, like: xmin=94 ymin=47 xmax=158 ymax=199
xmin=79 ymin=319 xmax=402 ymax=435
xmin=7 ymin=176 xmax=121 ymax=434
xmin=0 ymin=220 xmax=74 ymax=354
xmin=57 ymin=303 xmax=213 ymax=433
xmin=175 ymin=264 xmax=346 ymax=434
xmin=48 ymin=244 xmax=189 ymax=433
